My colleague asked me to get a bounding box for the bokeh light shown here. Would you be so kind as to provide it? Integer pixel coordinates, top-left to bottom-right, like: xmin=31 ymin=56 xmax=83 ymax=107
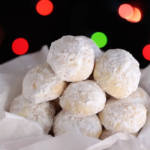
xmin=36 ymin=0 xmax=53 ymax=16
xmin=12 ymin=38 xmax=29 ymax=55
xmin=118 ymin=4 xmax=134 ymax=19
xmin=91 ymin=32 xmax=107 ymax=48
xmin=142 ymin=44 xmax=150 ymax=61
xmin=127 ymin=7 xmax=141 ymax=23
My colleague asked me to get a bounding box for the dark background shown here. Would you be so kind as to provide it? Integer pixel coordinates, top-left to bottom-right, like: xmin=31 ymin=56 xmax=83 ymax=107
xmin=0 ymin=0 xmax=149 ymax=68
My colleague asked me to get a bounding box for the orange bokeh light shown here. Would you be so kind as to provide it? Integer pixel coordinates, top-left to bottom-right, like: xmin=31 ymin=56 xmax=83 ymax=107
xmin=36 ymin=0 xmax=53 ymax=16
xmin=118 ymin=4 xmax=134 ymax=19
xmin=127 ymin=7 xmax=141 ymax=23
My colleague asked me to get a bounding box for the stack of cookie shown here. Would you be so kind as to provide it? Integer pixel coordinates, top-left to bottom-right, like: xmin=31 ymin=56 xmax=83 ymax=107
xmin=9 ymin=35 xmax=149 ymax=139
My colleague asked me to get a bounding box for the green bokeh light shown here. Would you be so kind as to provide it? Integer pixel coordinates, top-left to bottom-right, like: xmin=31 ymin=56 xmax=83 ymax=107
xmin=91 ymin=32 xmax=107 ymax=48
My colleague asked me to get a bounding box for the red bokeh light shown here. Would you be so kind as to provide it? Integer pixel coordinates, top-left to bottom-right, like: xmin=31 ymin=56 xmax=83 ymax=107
xmin=12 ymin=38 xmax=29 ymax=55
xmin=118 ymin=4 xmax=134 ymax=19
xmin=142 ymin=45 xmax=150 ymax=61
xmin=36 ymin=0 xmax=53 ymax=16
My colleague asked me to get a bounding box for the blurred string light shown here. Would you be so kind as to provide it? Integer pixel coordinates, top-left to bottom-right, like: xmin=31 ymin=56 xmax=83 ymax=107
xmin=142 ymin=45 xmax=150 ymax=61
xmin=118 ymin=4 xmax=141 ymax=23
xmin=12 ymin=38 xmax=29 ymax=55
xmin=91 ymin=32 xmax=107 ymax=48
xmin=36 ymin=0 xmax=53 ymax=16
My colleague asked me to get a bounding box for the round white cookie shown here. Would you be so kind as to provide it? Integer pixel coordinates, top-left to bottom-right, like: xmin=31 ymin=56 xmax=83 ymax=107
xmin=76 ymin=36 xmax=102 ymax=61
xmin=10 ymin=95 xmax=55 ymax=134
xmin=22 ymin=63 xmax=67 ymax=103
xmin=47 ymin=35 xmax=95 ymax=82
xmin=125 ymin=87 xmax=150 ymax=110
xmin=99 ymin=98 xmax=147 ymax=133
xmin=53 ymin=110 xmax=102 ymax=138
xmin=94 ymin=49 xmax=141 ymax=99
xmin=60 ymin=80 xmax=106 ymax=117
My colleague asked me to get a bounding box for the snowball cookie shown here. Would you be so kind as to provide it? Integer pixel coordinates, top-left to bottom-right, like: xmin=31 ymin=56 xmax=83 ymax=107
xmin=94 ymin=49 xmax=141 ymax=99
xmin=60 ymin=80 xmax=106 ymax=117
xmin=10 ymin=94 xmax=55 ymax=134
xmin=99 ymin=129 xmax=138 ymax=140
xmin=47 ymin=35 xmax=95 ymax=82
xmin=99 ymin=98 xmax=147 ymax=133
xmin=53 ymin=110 xmax=102 ymax=138
xmin=76 ymin=36 xmax=102 ymax=61
xmin=124 ymin=87 xmax=150 ymax=110
xmin=22 ymin=63 xmax=67 ymax=103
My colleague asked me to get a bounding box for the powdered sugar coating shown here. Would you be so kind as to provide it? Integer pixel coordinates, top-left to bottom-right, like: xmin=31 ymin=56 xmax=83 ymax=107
xmin=10 ymin=95 xmax=55 ymax=134
xmin=53 ymin=110 xmax=102 ymax=138
xmin=94 ymin=49 xmax=141 ymax=99
xmin=47 ymin=35 xmax=94 ymax=82
xmin=60 ymin=80 xmax=106 ymax=117
xmin=123 ymin=87 xmax=150 ymax=110
xmin=99 ymin=99 xmax=147 ymax=133
xmin=76 ymin=36 xmax=102 ymax=61
xmin=22 ymin=63 xmax=67 ymax=103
